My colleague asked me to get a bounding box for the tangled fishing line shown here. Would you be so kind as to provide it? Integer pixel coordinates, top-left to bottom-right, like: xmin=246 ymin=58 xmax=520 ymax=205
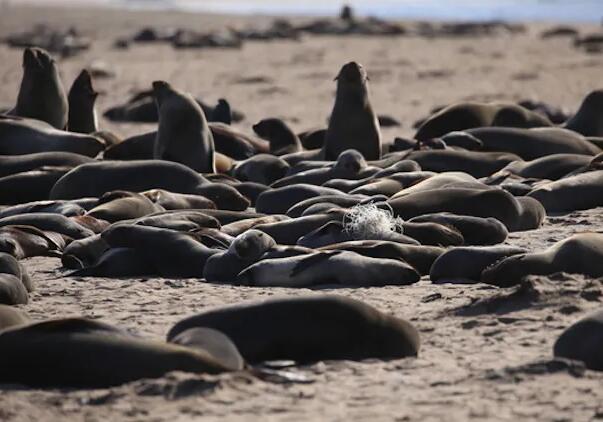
xmin=343 ymin=202 xmax=404 ymax=240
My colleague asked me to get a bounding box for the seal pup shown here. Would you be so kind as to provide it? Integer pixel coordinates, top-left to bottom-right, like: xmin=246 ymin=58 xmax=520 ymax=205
xmin=430 ymin=246 xmax=527 ymax=283
xmin=67 ymin=69 xmax=98 ymax=133
xmin=203 ymin=230 xmax=276 ymax=282
xmin=237 ymin=250 xmax=420 ymax=287
xmin=0 ymin=318 xmax=231 ymax=388
xmin=167 ymin=295 xmax=420 ymax=364
xmin=153 ymin=80 xmax=216 ymax=173
xmin=554 ymin=309 xmax=603 ymax=371
xmin=10 ymin=47 xmax=68 ymax=129
xmin=252 ymin=118 xmax=303 ymax=156
xmin=323 ymin=62 xmax=381 ymax=160
xmin=482 ymin=233 xmax=603 ymax=287
xmin=0 ymin=115 xmax=104 ymax=157
xmin=564 ymin=90 xmax=603 ymax=137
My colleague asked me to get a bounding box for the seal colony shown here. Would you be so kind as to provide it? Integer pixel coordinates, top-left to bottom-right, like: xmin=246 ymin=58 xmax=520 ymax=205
xmin=0 ymin=7 xmax=603 ymax=417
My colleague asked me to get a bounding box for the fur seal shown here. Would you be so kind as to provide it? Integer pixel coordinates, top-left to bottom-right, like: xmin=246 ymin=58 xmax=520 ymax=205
xmin=323 ymin=62 xmax=381 ymax=160
xmin=0 ymin=318 xmax=231 ymax=387
xmin=0 ymin=152 xmax=92 ymax=178
xmin=61 ymin=233 xmax=109 ymax=269
xmin=0 ymin=116 xmax=104 ymax=157
xmin=252 ymin=118 xmax=303 ymax=155
xmin=0 ymin=305 xmax=30 ymax=331
xmin=167 ymin=295 xmax=420 ymax=363
xmin=0 ymin=252 xmax=31 ymax=305
xmin=203 ymin=230 xmax=276 ymax=282
xmin=221 ymin=215 xmax=290 ymax=237
xmin=254 ymin=211 xmax=344 ymax=245
xmin=0 ymin=225 xmax=62 ymax=259
xmin=237 ymin=250 xmax=420 ymax=287
xmin=0 ymin=200 xmax=85 ymax=219
xmin=391 ymin=172 xmax=476 ymax=198
xmin=133 ymin=210 xmax=220 ymax=232
xmin=414 ymin=102 xmax=552 ymax=141
xmin=69 ymin=247 xmax=151 ymax=277
xmin=554 ymin=309 xmax=603 ymax=371
xmin=564 ymin=90 xmax=603 ymax=137
xmin=10 ymin=47 xmax=68 ymax=129
xmin=87 ymin=191 xmax=164 ymax=222
xmin=494 ymin=153 xmax=592 ymax=180
xmin=256 ymin=184 xmax=344 ymax=214
xmin=409 ymin=213 xmax=508 ymax=245
xmin=430 ymin=246 xmax=527 ymax=283
xmin=0 ymin=213 xmax=93 ymax=239
xmin=286 ymin=194 xmax=368 ymax=217
xmin=481 ymin=233 xmax=603 ymax=287
xmin=233 ymin=154 xmax=290 ymax=185
xmin=527 ymin=170 xmax=603 ymax=213
xmin=142 ymin=189 xmax=216 ymax=210
xmin=67 ymin=69 xmax=98 ymax=133
xmin=153 ymin=80 xmax=215 ymax=173
xmin=0 ymin=166 xmax=72 ymax=205
xmin=465 ymin=127 xmax=601 ymax=160
xmin=102 ymin=224 xmax=218 ymax=277
xmin=211 ymin=98 xmax=232 ymax=124
xmin=403 ymin=150 xmax=520 ymax=178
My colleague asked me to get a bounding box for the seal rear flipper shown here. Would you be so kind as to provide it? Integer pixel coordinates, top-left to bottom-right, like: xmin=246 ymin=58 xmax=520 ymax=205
xmin=289 ymin=251 xmax=341 ymax=277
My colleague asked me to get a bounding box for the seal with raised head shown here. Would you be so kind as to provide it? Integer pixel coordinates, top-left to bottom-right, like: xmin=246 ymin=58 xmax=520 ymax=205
xmin=67 ymin=69 xmax=98 ymax=133
xmin=153 ymin=80 xmax=216 ymax=173
xmin=167 ymin=295 xmax=420 ymax=364
xmin=323 ymin=62 xmax=381 ymax=160
xmin=10 ymin=47 xmax=68 ymax=129
xmin=564 ymin=89 xmax=603 ymax=137
xmin=252 ymin=118 xmax=303 ymax=156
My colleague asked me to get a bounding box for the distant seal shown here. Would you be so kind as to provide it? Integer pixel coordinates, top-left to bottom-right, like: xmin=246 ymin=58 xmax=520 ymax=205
xmin=203 ymin=229 xmax=276 ymax=282
xmin=67 ymin=69 xmax=98 ymax=133
xmin=554 ymin=308 xmax=603 ymax=371
xmin=465 ymin=127 xmax=601 ymax=160
xmin=167 ymin=295 xmax=420 ymax=363
xmin=10 ymin=47 xmax=68 ymax=129
xmin=252 ymin=118 xmax=303 ymax=156
xmin=102 ymin=224 xmax=218 ymax=277
xmin=209 ymin=122 xmax=269 ymax=159
xmin=403 ymin=150 xmax=520 ymax=178
xmin=210 ymin=98 xmax=232 ymax=125
xmin=0 ymin=116 xmax=104 ymax=157
xmin=409 ymin=213 xmax=508 ymax=245
xmin=142 ymin=189 xmax=216 ymax=210
xmin=0 ymin=318 xmax=231 ymax=387
xmin=527 ymin=170 xmax=603 ymax=213
xmin=564 ymin=90 xmax=603 ymax=137
xmin=0 ymin=305 xmax=30 ymax=330
xmin=481 ymin=233 xmax=603 ymax=287
xmin=323 ymin=62 xmax=381 ymax=160
xmin=87 ymin=191 xmax=164 ymax=223
xmin=153 ymin=80 xmax=215 ymax=173
xmin=0 ymin=252 xmax=31 ymax=305
xmin=319 ymin=240 xmax=444 ymax=275
xmin=429 ymin=245 xmax=527 ymax=283
xmin=414 ymin=102 xmax=552 ymax=141
xmin=232 ymin=154 xmax=290 ymax=185
xmin=237 ymin=250 xmax=420 ymax=287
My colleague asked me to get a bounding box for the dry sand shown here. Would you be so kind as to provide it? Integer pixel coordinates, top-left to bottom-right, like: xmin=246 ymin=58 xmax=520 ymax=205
xmin=0 ymin=4 xmax=603 ymax=421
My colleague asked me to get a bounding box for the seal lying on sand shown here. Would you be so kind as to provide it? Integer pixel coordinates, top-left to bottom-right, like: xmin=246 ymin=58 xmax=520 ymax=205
xmin=527 ymin=170 xmax=603 ymax=213
xmin=323 ymin=62 xmax=381 ymax=160
xmin=554 ymin=308 xmax=603 ymax=371
xmin=0 ymin=253 xmax=31 ymax=305
xmin=167 ymin=295 xmax=420 ymax=364
xmin=0 ymin=318 xmax=232 ymax=388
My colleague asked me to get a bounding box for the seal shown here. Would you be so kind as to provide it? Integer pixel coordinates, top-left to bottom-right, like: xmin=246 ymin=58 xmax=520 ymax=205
xmin=61 ymin=233 xmax=109 ymax=269
xmin=252 ymin=118 xmax=303 ymax=156
xmin=0 ymin=305 xmax=30 ymax=331
xmin=0 ymin=225 xmax=62 ymax=259
xmin=142 ymin=189 xmax=216 ymax=210
xmin=414 ymin=101 xmax=552 ymax=141
xmin=554 ymin=308 xmax=603 ymax=371
xmin=409 ymin=213 xmax=508 ymax=245
xmin=203 ymin=229 xmax=277 ymax=282
xmin=0 ymin=115 xmax=105 ymax=157
xmin=236 ymin=250 xmax=420 ymax=287
xmin=101 ymin=224 xmax=219 ymax=277
xmin=256 ymin=183 xmax=345 ymax=214
xmin=0 ymin=252 xmax=31 ymax=305
xmin=391 ymin=172 xmax=476 ymax=198
xmin=167 ymin=295 xmax=420 ymax=363
xmin=10 ymin=47 xmax=68 ymax=129
xmin=69 ymin=247 xmax=151 ymax=277
xmin=86 ymin=191 xmax=164 ymax=223
xmin=0 ymin=317 xmax=231 ymax=388
xmin=481 ymin=233 xmax=603 ymax=287
xmin=233 ymin=154 xmax=290 ymax=186
xmin=169 ymin=327 xmax=244 ymax=371
xmin=564 ymin=89 xmax=603 ymax=137
xmin=0 ymin=213 xmax=93 ymax=239
xmin=493 ymin=153 xmax=593 ymax=181
xmin=67 ymin=69 xmax=98 ymax=133
xmin=429 ymin=245 xmax=527 ymax=283
xmin=0 ymin=166 xmax=72 ymax=205
xmin=527 ymin=170 xmax=603 ymax=213
xmin=221 ymin=215 xmax=290 ymax=237
xmin=323 ymin=62 xmax=381 ymax=160
xmin=153 ymin=80 xmax=215 ymax=173
xmin=133 ymin=210 xmax=220 ymax=232
xmin=0 ymin=152 xmax=92 ymax=178
xmin=253 ymin=210 xmax=345 ymax=245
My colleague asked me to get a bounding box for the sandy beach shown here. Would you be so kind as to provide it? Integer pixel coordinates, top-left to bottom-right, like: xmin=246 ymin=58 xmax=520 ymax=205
xmin=0 ymin=3 xmax=603 ymax=421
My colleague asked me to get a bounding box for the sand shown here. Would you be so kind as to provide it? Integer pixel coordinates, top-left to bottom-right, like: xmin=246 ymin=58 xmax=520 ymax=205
xmin=0 ymin=4 xmax=603 ymax=421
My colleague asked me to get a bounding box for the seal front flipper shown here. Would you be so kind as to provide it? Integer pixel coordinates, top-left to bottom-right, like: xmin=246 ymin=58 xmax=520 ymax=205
xmin=289 ymin=251 xmax=341 ymax=277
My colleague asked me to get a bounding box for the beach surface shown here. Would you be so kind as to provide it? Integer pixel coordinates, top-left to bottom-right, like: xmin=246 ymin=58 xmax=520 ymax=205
xmin=0 ymin=4 xmax=602 ymax=421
